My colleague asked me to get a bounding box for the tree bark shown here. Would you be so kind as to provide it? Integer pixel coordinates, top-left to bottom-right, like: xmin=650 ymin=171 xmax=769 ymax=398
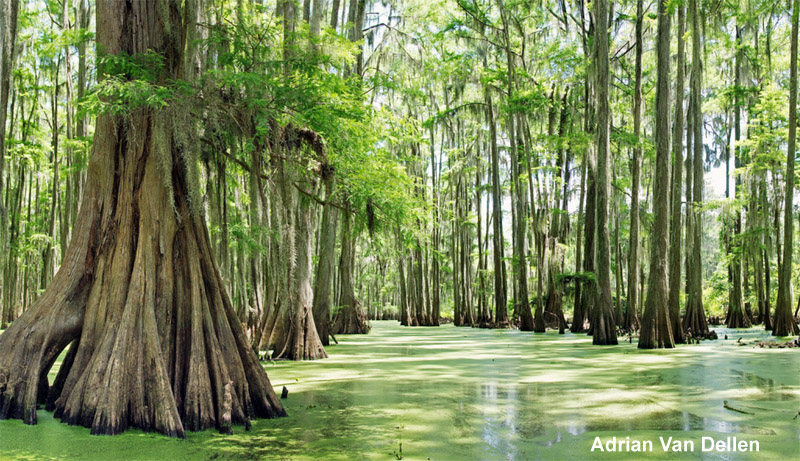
xmin=684 ymin=0 xmax=710 ymax=337
xmin=727 ymin=24 xmax=751 ymax=329
xmin=0 ymin=0 xmax=20 ymax=315
xmin=571 ymin=121 xmax=588 ymax=333
xmin=310 ymin=0 xmax=323 ymax=51
xmin=668 ymin=2 xmax=686 ymax=343
xmin=0 ymin=0 xmax=288 ymax=437
xmin=312 ymin=175 xmax=338 ymax=345
xmin=575 ymin=19 xmax=596 ymax=334
xmin=591 ymin=0 xmax=617 ymax=345
xmin=626 ymin=0 xmax=644 ymax=333
xmin=330 ymin=0 xmax=341 ymax=30
xmin=639 ymin=0 xmax=674 ymax=349
xmin=332 ymin=211 xmax=370 ymax=334
xmin=272 ymin=158 xmax=329 ymax=359
xmin=487 ymin=90 xmax=508 ymax=327
xmin=774 ymin=0 xmax=800 ymax=336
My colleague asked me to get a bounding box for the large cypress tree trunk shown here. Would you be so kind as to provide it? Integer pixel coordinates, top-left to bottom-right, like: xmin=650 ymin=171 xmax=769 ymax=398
xmin=332 ymin=211 xmax=370 ymax=334
xmin=0 ymin=0 xmax=286 ymax=437
xmin=591 ymin=0 xmax=618 ymax=345
xmin=639 ymin=0 xmax=674 ymax=349
xmin=312 ymin=175 xmax=338 ymax=346
xmin=273 ymin=193 xmax=329 ymax=359
xmin=668 ymin=2 xmax=686 ymax=343
xmin=684 ymin=0 xmax=710 ymax=337
xmin=270 ymin=126 xmax=329 ymax=360
xmin=247 ymin=135 xmax=272 ymax=348
xmin=774 ymin=0 xmax=800 ymax=336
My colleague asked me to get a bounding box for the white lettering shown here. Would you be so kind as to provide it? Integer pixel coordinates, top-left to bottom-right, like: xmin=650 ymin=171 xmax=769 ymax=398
xmin=591 ymin=437 xmax=604 ymax=452
xmin=659 ymin=437 xmax=672 ymax=451
xmin=702 ymin=437 xmax=714 ymax=451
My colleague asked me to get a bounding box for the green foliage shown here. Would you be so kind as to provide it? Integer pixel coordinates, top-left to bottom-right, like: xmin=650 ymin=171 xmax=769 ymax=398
xmin=556 ymin=271 xmax=596 ymax=285
xmin=741 ymin=82 xmax=789 ymax=175
xmin=79 ymin=52 xmax=194 ymax=115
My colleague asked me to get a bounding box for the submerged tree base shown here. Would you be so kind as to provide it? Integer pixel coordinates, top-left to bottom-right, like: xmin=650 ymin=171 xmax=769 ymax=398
xmin=332 ymin=302 xmax=371 ymax=335
xmin=0 ymin=100 xmax=286 ymax=438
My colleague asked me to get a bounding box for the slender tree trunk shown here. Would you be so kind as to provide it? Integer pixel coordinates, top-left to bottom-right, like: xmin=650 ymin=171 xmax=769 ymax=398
xmin=330 ymin=0 xmax=341 ymax=30
xmin=774 ymin=0 xmax=800 ymax=336
xmin=348 ymin=0 xmax=368 ymax=75
xmin=727 ymin=24 xmax=751 ymax=328
xmin=309 ymin=0 xmax=323 ymax=51
xmin=397 ymin=227 xmax=410 ymax=326
xmin=571 ymin=138 xmax=587 ymax=333
xmin=41 ymin=56 xmax=60 ymax=290
xmin=626 ymin=0 xmax=644 ymax=333
xmin=475 ymin=154 xmax=489 ymax=326
xmin=60 ymin=0 xmax=76 ymax=260
xmin=685 ymin=83 xmax=694 ymax=301
xmin=496 ymin=0 xmax=533 ymax=332
xmin=452 ymin=173 xmax=462 ymax=325
xmin=668 ymin=2 xmax=686 ymax=343
xmin=545 ymin=91 xmax=570 ymax=333
xmin=577 ymin=20 xmax=597 ymax=334
xmin=332 ymin=212 xmax=370 ymax=334
xmin=0 ymin=0 xmax=20 ymax=314
xmin=591 ymin=0 xmax=617 ymax=345
xmin=487 ymin=90 xmax=508 ymax=327
xmin=684 ymin=0 xmax=710 ymax=337
xmin=614 ymin=179 xmax=623 ymax=326
xmin=639 ymin=0 xmax=674 ymax=349
xmin=430 ymin=126 xmax=441 ymax=327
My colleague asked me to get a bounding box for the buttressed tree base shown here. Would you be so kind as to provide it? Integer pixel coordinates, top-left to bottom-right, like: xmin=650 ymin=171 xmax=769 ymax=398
xmin=0 ymin=0 xmax=285 ymax=438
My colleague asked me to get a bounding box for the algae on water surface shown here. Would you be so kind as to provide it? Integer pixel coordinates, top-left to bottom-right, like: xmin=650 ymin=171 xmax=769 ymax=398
xmin=1 ymin=321 xmax=799 ymax=460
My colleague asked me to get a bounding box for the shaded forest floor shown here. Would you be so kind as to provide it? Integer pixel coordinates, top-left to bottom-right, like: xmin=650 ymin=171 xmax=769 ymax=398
xmin=2 ymin=322 xmax=800 ymax=459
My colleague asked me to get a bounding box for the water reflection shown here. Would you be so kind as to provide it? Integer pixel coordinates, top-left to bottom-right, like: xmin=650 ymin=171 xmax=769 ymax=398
xmin=260 ymin=322 xmax=799 ymax=459
xmin=7 ymin=322 xmax=799 ymax=459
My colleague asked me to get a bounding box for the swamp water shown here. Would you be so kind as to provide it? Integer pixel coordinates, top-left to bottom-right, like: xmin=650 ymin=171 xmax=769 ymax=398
xmin=1 ymin=321 xmax=800 ymax=460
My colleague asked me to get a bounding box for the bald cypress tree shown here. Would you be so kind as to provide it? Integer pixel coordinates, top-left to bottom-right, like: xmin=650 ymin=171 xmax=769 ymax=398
xmin=774 ymin=0 xmax=800 ymax=337
xmin=0 ymin=0 xmax=20 ymax=327
xmin=591 ymin=0 xmax=618 ymax=345
xmin=639 ymin=0 xmax=674 ymax=349
xmin=626 ymin=0 xmax=644 ymax=333
xmin=0 ymin=0 xmax=286 ymax=437
xmin=727 ymin=23 xmax=751 ymax=329
xmin=684 ymin=0 xmax=710 ymax=337
xmin=668 ymin=2 xmax=687 ymax=343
